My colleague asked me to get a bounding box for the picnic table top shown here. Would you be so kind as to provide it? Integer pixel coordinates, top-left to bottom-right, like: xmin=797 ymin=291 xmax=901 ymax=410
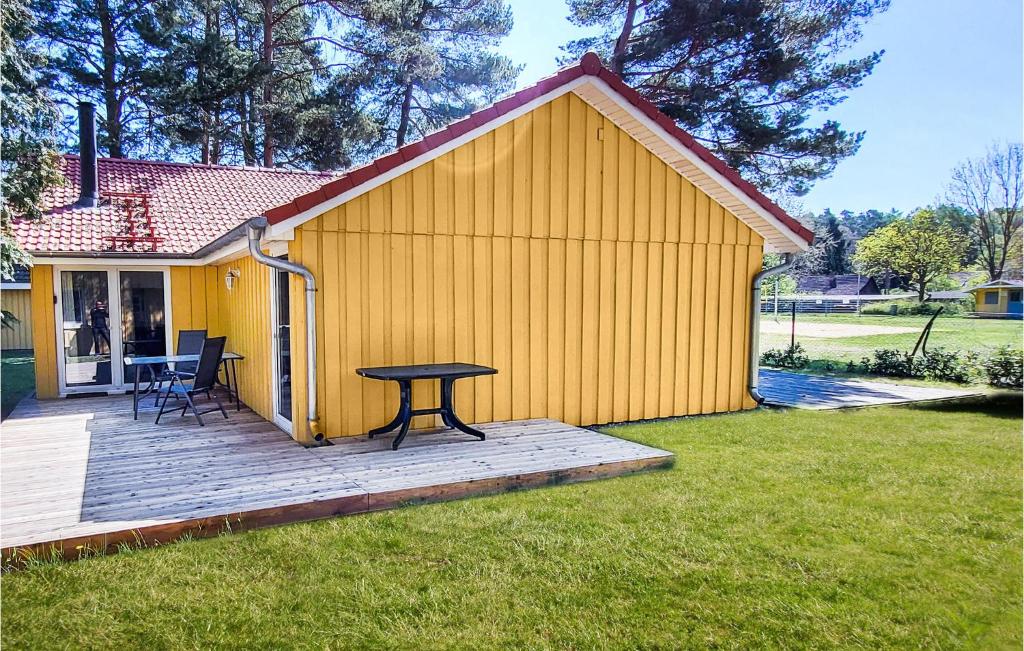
xmin=356 ymin=363 xmax=497 ymax=381
xmin=125 ymin=352 xmax=244 ymax=365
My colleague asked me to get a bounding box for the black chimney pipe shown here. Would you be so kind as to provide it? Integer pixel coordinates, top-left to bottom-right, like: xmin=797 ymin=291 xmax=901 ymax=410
xmin=77 ymin=101 xmax=99 ymax=208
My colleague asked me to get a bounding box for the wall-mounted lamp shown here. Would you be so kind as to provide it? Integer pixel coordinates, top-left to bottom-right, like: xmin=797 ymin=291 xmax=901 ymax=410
xmin=224 ymin=268 xmax=240 ymax=291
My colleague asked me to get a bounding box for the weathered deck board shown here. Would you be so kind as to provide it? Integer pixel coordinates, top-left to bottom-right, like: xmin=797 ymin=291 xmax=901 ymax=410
xmin=759 ymin=368 xmax=980 ymax=409
xmin=0 ymin=394 xmax=672 ymax=560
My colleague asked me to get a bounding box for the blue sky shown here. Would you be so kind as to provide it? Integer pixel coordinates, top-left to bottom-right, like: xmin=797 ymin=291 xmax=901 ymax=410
xmin=503 ymin=0 xmax=1024 ymax=216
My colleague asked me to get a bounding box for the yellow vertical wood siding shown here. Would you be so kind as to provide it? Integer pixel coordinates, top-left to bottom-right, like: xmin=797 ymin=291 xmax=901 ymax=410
xmin=286 ymin=93 xmax=764 ymax=441
xmin=1 ymin=289 xmax=34 ymax=350
xmin=29 ymin=265 xmax=58 ymax=399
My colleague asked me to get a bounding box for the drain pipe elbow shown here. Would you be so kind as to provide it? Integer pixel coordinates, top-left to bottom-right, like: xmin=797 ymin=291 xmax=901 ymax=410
xmin=748 ymin=253 xmax=794 ymax=405
xmin=246 ymin=217 xmax=324 ymax=444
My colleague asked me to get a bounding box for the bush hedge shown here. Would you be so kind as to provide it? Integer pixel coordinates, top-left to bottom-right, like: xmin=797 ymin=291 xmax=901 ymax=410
xmin=860 ymin=300 xmax=971 ymax=316
xmin=855 ymin=347 xmax=1013 ymax=385
xmin=760 ymin=343 xmax=810 ymax=369
xmin=983 ymin=347 xmax=1024 ymax=389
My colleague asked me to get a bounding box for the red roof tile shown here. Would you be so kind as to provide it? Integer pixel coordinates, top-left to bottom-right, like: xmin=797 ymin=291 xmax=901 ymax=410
xmin=13 ymin=156 xmax=336 ymax=255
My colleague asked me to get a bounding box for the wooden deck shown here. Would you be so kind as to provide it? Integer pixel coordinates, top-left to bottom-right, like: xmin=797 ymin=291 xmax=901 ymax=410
xmin=1 ymin=394 xmax=672 ymax=560
xmin=759 ymin=369 xmax=980 ymax=409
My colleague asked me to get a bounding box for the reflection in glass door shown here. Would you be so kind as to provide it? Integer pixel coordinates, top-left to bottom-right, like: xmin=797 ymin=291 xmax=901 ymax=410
xmin=60 ymin=270 xmax=113 ymax=387
xmin=120 ymin=271 xmax=167 ymax=381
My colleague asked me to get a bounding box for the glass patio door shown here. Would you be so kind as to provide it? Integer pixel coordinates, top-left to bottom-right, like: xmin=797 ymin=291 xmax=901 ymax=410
xmin=119 ymin=271 xmax=168 ymax=382
xmin=59 ymin=270 xmax=114 ymax=388
xmin=57 ymin=267 xmax=170 ymax=394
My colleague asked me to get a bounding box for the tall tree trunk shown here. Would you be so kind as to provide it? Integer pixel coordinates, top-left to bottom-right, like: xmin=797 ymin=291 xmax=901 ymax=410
xmin=201 ymin=116 xmax=211 ymax=164
xmin=261 ymin=0 xmax=275 ymax=167
xmin=239 ymin=92 xmax=254 ymax=165
xmin=96 ymin=0 xmax=122 ymax=157
xmin=395 ymin=82 xmax=414 ymax=148
xmin=610 ymin=0 xmax=638 ymax=75
xmin=211 ymin=103 xmax=222 ymax=164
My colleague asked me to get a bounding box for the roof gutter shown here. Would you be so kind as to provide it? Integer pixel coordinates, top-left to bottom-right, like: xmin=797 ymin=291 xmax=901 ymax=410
xmin=30 ymin=220 xmax=254 ymax=261
xmin=748 ymin=253 xmax=794 ymax=405
xmin=246 ymin=216 xmax=325 ymax=445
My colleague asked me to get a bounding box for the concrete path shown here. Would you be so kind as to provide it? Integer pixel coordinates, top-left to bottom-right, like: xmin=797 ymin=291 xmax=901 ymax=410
xmin=759 ymin=369 xmax=980 ymax=409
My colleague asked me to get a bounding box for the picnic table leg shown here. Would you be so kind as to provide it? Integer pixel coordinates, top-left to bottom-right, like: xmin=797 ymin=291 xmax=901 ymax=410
xmin=439 ymin=378 xmax=486 ymax=441
xmin=390 ymin=380 xmax=414 ymax=450
xmin=369 ymin=379 xmax=413 ymax=438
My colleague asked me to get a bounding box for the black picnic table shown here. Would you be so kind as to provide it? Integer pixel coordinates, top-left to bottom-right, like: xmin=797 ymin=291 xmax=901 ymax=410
xmin=356 ymin=363 xmax=497 ymax=450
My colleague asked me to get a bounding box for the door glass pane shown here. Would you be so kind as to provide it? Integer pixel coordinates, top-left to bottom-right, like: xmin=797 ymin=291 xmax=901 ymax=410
xmin=120 ymin=271 xmax=167 ymax=380
xmin=60 ymin=270 xmax=112 ymax=387
xmin=276 ymin=268 xmax=292 ymax=422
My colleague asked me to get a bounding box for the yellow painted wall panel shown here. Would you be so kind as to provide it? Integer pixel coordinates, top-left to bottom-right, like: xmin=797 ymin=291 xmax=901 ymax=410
xmin=580 ymin=239 xmax=600 ymax=425
xmin=701 ymin=244 xmax=721 ymax=414
xmin=562 ymin=239 xmax=583 ymax=425
xmin=528 ymin=238 xmax=548 ymax=418
xmin=531 ymin=103 xmax=551 ymax=239
xmin=644 ymin=243 xmax=663 ymax=419
xmin=549 ymin=96 xmax=569 ymax=240
xmin=2 ymin=289 xmax=34 ymax=350
xmin=715 ymin=245 xmax=735 ymax=412
xmin=546 ymin=239 xmax=566 ymax=422
xmin=565 ymin=95 xmax=586 ymax=240
xmin=674 ymin=244 xmax=692 ymax=415
xmin=658 ymin=245 xmax=678 ymax=418
xmin=29 ymin=266 xmax=58 ymax=398
xmin=612 ymin=241 xmax=632 ymax=422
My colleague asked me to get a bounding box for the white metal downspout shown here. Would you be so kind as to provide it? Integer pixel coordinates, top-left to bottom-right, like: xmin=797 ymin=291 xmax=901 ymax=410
xmin=748 ymin=253 xmax=794 ymax=405
xmin=247 ymin=216 xmax=325 ymax=444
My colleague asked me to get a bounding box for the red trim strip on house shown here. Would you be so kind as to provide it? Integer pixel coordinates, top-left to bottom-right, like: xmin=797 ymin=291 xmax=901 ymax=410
xmin=265 ymin=53 xmax=814 ymax=245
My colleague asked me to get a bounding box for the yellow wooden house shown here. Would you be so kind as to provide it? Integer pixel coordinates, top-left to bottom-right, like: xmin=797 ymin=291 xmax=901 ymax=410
xmin=15 ymin=54 xmax=813 ymax=444
xmin=970 ymin=279 xmax=1024 ymax=318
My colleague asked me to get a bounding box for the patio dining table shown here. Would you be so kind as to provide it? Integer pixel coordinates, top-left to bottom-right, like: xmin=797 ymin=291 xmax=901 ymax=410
xmin=124 ymin=352 xmax=244 ymax=420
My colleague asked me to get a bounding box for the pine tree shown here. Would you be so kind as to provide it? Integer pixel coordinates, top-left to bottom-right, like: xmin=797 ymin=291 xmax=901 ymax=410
xmin=141 ymin=0 xmax=264 ymax=164
xmin=563 ymin=0 xmax=888 ymax=196
xmin=35 ymin=0 xmax=168 ymax=157
xmin=345 ymin=0 xmax=520 ymax=150
xmin=1 ymin=0 xmax=63 ymax=279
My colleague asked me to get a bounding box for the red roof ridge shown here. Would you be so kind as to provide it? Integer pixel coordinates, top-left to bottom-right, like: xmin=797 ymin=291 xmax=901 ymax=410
xmin=61 ymin=153 xmax=339 ymax=177
xmin=268 ymin=52 xmax=813 ymax=247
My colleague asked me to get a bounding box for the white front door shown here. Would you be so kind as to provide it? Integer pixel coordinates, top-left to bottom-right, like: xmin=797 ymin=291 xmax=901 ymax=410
xmin=54 ymin=267 xmax=172 ymax=394
xmin=270 ymin=264 xmax=293 ymax=431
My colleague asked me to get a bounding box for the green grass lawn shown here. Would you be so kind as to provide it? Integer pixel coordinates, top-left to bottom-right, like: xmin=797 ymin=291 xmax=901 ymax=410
xmin=2 ymin=396 xmax=1021 ymax=648
xmin=761 ymin=313 xmax=1023 ymax=368
xmin=1 ymin=349 xmax=35 ymax=419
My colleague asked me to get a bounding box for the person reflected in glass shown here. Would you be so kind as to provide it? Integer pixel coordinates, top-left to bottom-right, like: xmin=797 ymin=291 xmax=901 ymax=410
xmin=90 ymin=300 xmax=111 ymax=355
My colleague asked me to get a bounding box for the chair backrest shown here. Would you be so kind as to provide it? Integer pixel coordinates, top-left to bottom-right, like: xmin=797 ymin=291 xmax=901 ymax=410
xmin=191 ymin=336 xmax=226 ymax=392
xmin=176 ymin=329 xmax=207 ymax=374
xmin=177 ymin=329 xmax=207 ymax=355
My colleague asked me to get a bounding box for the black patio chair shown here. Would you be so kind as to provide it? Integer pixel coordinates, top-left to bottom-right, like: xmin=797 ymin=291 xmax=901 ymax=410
xmin=153 ymin=329 xmax=206 ymax=406
xmin=155 ymin=336 xmax=228 ymax=426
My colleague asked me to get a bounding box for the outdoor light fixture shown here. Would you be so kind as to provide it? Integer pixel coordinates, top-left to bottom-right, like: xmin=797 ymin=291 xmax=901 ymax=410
xmin=224 ymin=268 xmax=240 ymax=291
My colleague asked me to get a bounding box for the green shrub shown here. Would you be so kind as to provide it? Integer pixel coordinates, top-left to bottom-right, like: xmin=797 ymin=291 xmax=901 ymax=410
xmin=861 ymin=349 xmax=918 ymax=377
xmin=760 ymin=343 xmax=809 ymax=369
xmin=983 ymin=347 xmax=1023 ymax=389
xmin=918 ymin=349 xmax=977 ymax=384
xmin=859 ymin=300 xmax=968 ymax=316
xmin=860 ymin=348 xmax=978 ymax=383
